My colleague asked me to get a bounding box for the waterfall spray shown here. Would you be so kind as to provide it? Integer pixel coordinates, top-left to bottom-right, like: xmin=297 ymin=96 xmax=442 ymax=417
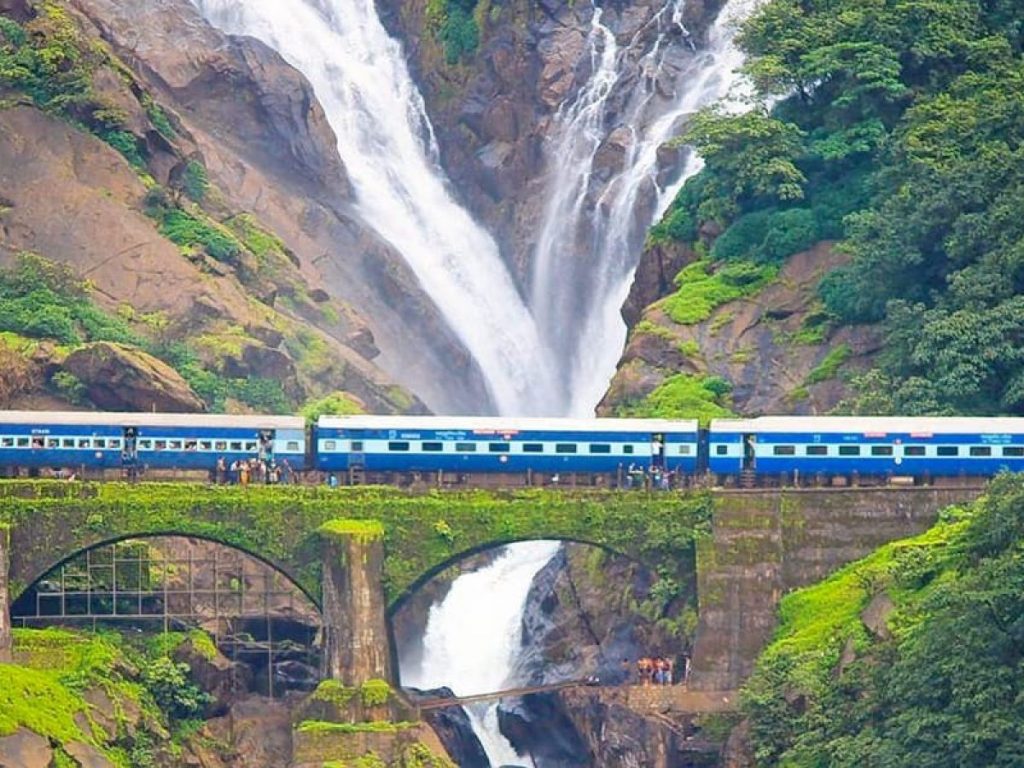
xmin=530 ymin=0 xmax=764 ymax=415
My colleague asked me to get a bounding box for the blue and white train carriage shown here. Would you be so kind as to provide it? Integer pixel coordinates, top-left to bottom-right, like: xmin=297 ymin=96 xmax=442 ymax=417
xmin=708 ymin=416 xmax=1024 ymax=478
xmin=0 ymin=411 xmax=307 ymax=472
xmin=314 ymin=416 xmax=700 ymax=475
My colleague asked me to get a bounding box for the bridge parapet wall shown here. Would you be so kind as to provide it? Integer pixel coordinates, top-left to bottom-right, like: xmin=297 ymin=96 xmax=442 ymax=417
xmin=690 ymin=487 xmax=983 ymax=691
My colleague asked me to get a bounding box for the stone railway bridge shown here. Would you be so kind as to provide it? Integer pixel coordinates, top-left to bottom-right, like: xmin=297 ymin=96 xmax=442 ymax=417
xmin=0 ymin=482 xmax=983 ymax=694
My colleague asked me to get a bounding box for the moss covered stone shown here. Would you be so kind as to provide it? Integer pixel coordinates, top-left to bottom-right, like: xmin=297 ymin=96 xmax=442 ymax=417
xmin=321 ymin=519 xmax=386 ymax=542
xmin=0 ymin=481 xmax=710 ymax=608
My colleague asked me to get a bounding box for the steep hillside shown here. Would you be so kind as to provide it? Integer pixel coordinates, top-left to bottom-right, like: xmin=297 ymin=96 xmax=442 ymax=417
xmin=739 ymin=474 xmax=1024 ymax=765
xmin=606 ymin=0 xmax=1024 ymax=418
xmin=0 ymin=0 xmax=497 ymax=414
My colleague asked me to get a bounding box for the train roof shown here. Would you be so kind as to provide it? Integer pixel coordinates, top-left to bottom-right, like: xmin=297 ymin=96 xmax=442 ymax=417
xmin=710 ymin=416 xmax=1024 ymax=435
xmin=0 ymin=411 xmax=305 ymax=429
xmin=318 ymin=415 xmax=699 ymax=433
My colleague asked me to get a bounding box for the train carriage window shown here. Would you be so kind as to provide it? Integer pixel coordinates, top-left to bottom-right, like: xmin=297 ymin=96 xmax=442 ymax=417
xmin=245 ymin=441 xmax=258 ymax=451
xmin=937 ymin=446 xmax=959 ymax=457
xmin=139 ymin=440 xmax=152 ymax=450
xmin=388 ymin=441 xmax=410 ymax=451
xmin=214 ymin=440 xmax=227 ymax=451
xmin=715 ymin=445 xmax=728 ymax=456
xmin=871 ymin=446 xmax=894 ymax=456
xmin=1 ymin=437 xmax=12 ymax=448
xmin=155 ymin=440 xmax=167 ymax=451
xmin=185 ymin=441 xmax=197 ymax=451
xmin=904 ymin=445 xmax=926 ymax=456
xmin=805 ymin=445 xmax=828 ymax=456
xmin=772 ymin=445 xmax=796 ymax=456
xmin=47 ymin=438 xmax=59 ymax=448
xmin=556 ymin=443 xmax=577 ymax=454
xmin=838 ymin=446 xmax=861 ymax=456
xmin=95 ymin=439 xmax=107 ymax=449
xmin=200 ymin=441 xmax=213 ymax=451
xmin=623 ymin=445 xmax=634 ymax=455
xmin=455 ymin=442 xmax=477 ymax=452
xmin=969 ymin=446 xmax=992 ymax=457
xmin=61 ymin=438 xmax=74 ymax=448
xmin=286 ymin=441 xmax=300 ymax=452
xmin=169 ymin=440 xmax=183 ymax=450
xmin=423 ymin=441 xmax=444 ymax=452
xmin=27 ymin=437 xmax=38 ymax=448
xmin=589 ymin=444 xmax=611 ymax=454
xmin=77 ymin=439 xmax=91 ymax=448
xmin=677 ymin=445 xmax=693 ymax=455
xmin=108 ymin=439 xmax=119 ymax=449
xmin=323 ymin=440 xmax=337 ymax=451
xmin=230 ymin=441 xmax=243 ymax=451
xmin=523 ymin=443 xmax=544 ymax=453
xmin=488 ymin=443 xmax=510 ymax=453
xmin=350 ymin=440 xmax=363 ymax=451
xmin=1002 ymin=446 xmax=1024 ymax=457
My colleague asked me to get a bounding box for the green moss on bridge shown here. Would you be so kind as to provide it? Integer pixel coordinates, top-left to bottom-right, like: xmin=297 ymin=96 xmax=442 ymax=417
xmin=0 ymin=482 xmax=711 ymax=606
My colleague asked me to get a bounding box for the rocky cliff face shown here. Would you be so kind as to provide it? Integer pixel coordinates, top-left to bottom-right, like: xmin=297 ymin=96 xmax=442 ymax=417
xmin=0 ymin=0 xmax=500 ymax=413
xmin=378 ymin=0 xmax=724 ymax=284
xmin=600 ymin=241 xmax=883 ymax=416
xmin=69 ymin=0 xmax=496 ymax=412
xmin=495 ymin=543 xmax=700 ymax=767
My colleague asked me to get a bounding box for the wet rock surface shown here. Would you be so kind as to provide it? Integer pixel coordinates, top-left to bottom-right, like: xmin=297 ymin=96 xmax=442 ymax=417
xmin=408 ymin=687 xmax=490 ymax=768
xmin=379 ymin=0 xmax=725 ymax=283
xmin=499 ymin=543 xmax=701 ymax=767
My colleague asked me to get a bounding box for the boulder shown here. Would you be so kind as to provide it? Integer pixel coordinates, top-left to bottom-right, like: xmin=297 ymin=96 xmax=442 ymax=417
xmin=62 ymin=342 xmax=206 ymax=412
xmin=173 ymin=636 xmax=252 ymax=716
xmin=0 ymin=729 xmax=51 ymax=768
xmin=64 ymin=742 xmax=114 ymax=768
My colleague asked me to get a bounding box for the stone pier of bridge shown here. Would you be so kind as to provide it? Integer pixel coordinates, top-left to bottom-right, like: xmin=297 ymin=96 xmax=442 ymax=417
xmin=319 ymin=520 xmax=394 ymax=686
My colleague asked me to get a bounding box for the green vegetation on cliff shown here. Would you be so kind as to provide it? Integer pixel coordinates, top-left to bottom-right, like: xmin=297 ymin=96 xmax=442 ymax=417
xmin=614 ymin=373 xmax=734 ymax=424
xmin=743 ymin=474 xmax=1024 ymax=766
xmin=657 ymin=0 xmax=1024 ymax=415
xmin=425 ymin=0 xmax=480 ymax=64
xmin=0 ymin=627 xmax=211 ymax=766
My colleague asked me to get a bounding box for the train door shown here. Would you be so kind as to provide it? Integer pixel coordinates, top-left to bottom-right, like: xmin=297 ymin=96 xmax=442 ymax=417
xmin=122 ymin=427 xmax=138 ymax=480
xmin=651 ymin=434 xmax=665 ymax=469
xmin=258 ymin=430 xmax=274 ymax=461
xmin=742 ymin=434 xmax=756 ymax=471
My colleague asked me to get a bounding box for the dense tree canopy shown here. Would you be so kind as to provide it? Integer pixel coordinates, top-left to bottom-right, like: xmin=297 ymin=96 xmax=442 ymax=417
xmin=660 ymin=0 xmax=1024 ymax=414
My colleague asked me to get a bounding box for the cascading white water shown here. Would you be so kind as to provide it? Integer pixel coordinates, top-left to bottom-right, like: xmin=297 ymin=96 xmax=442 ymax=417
xmin=400 ymin=541 xmax=562 ymax=767
xmin=192 ymin=0 xmax=760 ymax=762
xmin=191 ymin=0 xmax=559 ymax=416
xmin=530 ymin=0 xmax=764 ymax=415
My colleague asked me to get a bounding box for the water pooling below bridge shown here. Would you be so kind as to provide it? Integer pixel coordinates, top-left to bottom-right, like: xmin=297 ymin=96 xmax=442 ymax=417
xmin=399 ymin=541 xmax=562 ymax=766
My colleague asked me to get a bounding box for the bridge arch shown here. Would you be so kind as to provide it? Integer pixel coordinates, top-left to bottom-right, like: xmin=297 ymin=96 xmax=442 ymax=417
xmin=14 ymin=531 xmax=323 ymax=612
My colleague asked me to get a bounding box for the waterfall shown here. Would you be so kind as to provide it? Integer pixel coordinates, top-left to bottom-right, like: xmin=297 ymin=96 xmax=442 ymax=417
xmin=191 ymin=0 xmax=759 ymax=762
xmin=191 ymin=0 xmax=559 ymax=417
xmin=400 ymin=541 xmax=562 ymax=767
xmin=530 ymin=0 xmax=764 ymax=415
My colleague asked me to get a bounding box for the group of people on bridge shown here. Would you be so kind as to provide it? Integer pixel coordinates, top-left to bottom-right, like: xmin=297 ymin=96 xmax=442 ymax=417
xmin=627 ymin=656 xmax=688 ymax=686
xmin=212 ymin=456 xmax=296 ymax=486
